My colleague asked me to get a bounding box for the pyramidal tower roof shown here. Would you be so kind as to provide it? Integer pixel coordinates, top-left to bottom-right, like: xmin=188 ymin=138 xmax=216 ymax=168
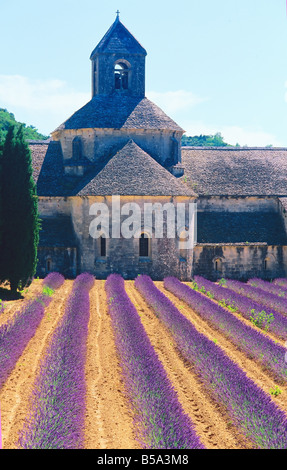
xmin=90 ymin=13 xmax=147 ymax=58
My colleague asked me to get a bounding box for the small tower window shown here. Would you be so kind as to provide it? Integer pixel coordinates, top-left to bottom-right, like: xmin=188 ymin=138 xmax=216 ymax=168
xmin=264 ymin=258 xmax=268 ymax=270
xmin=139 ymin=233 xmax=149 ymax=257
xmin=114 ymin=62 xmax=129 ymax=90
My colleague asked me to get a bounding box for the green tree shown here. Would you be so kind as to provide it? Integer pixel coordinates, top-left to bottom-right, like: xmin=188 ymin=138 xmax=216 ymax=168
xmin=181 ymin=132 xmax=230 ymax=147
xmin=0 ymin=108 xmax=49 ymax=144
xmin=0 ymin=138 xmax=3 ymax=248
xmin=0 ymin=124 xmax=40 ymax=292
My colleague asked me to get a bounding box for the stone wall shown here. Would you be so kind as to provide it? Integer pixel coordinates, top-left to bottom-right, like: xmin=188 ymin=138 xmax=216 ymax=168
xmin=92 ymin=54 xmax=146 ymax=98
xmin=70 ymin=195 xmax=195 ymax=280
xmin=196 ymin=195 xmax=279 ymax=212
xmin=279 ymin=198 xmax=287 ymax=233
xmin=38 ymin=197 xmax=71 ymax=217
xmin=192 ymin=196 xmax=287 ymax=281
xmin=36 ymin=246 xmax=77 ymax=278
xmin=54 ymin=128 xmax=182 ymax=169
xmin=192 ymin=243 xmax=287 ymax=281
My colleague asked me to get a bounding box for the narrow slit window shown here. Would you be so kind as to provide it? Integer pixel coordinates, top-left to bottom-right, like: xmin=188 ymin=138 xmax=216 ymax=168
xmin=46 ymin=258 xmax=52 ymax=272
xmin=139 ymin=233 xmax=149 ymax=257
xmin=264 ymin=258 xmax=268 ymax=270
xmin=100 ymin=236 xmax=106 ymax=257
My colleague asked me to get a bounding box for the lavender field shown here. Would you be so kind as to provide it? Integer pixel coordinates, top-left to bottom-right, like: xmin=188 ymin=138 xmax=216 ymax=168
xmin=1 ymin=273 xmax=287 ymax=449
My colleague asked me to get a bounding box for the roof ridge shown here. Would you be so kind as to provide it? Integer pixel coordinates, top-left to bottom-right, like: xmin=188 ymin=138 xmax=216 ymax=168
xmin=182 ymin=146 xmax=287 ymax=150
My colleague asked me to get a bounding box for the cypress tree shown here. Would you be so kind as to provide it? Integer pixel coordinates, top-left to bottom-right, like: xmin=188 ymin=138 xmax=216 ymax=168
xmin=0 ymin=137 xmax=3 ymax=249
xmin=0 ymin=124 xmax=40 ymax=292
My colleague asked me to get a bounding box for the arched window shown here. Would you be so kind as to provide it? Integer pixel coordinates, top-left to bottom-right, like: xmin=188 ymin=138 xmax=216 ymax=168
xmin=72 ymin=136 xmax=82 ymax=160
xmin=214 ymin=257 xmax=222 ymax=272
xmin=139 ymin=233 xmax=149 ymax=257
xmin=114 ymin=61 xmax=130 ymax=90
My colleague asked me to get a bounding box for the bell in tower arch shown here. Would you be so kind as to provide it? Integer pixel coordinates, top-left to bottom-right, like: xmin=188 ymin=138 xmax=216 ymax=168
xmin=90 ymin=14 xmax=147 ymax=97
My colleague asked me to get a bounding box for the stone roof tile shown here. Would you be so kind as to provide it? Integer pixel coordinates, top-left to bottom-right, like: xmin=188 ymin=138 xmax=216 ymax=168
xmin=33 ymin=141 xmax=65 ymax=196
xmin=29 ymin=142 xmax=50 ymax=184
xmin=197 ymin=211 xmax=287 ymax=245
xmin=53 ymin=96 xmax=183 ymax=132
xmin=39 ymin=217 xmax=77 ymax=247
xmin=90 ymin=17 xmax=147 ymax=57
xmin=180 ymin=147 xmax=287 ymax=196
xmin=77 ymin=140 xmax=196 ymax=197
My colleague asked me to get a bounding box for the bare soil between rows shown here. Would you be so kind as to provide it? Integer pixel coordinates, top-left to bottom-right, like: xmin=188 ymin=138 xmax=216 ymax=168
xmin=1 ymin=279 xmax=287 ymax=449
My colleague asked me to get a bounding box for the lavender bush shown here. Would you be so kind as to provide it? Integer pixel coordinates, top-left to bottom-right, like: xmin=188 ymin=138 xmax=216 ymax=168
xmin=17 ymin=272 xmax=94 ymax=449
xmin=135 ymin=274 xmax=287 ymax=448
xmin=42 ymin=272 xmax=66 ymax=290
xmin=193 ymin=276 xmax=287 ymax=339
xmin=163 ymin=276 xmax=287 ymax=382
xmin=225 ymin=279 xmax=287 ymax=316
xmin=274 ymin=278 xmax=287 ymax=288
xmin=105 ymin=273 xmax=204 ymax=449
xmin=0 ymin=272 xmax=65 ymax=389
xmin=248 ymin=278 xmax=287 ymax=299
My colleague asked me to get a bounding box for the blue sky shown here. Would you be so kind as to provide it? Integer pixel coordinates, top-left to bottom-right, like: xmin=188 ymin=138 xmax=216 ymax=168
xmin=1 ymin=0 xmax=287 ymax=146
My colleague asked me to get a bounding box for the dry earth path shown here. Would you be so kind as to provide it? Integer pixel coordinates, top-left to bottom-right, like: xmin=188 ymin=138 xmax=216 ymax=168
xmin=84 ymin=280 xmax=140 ymax=449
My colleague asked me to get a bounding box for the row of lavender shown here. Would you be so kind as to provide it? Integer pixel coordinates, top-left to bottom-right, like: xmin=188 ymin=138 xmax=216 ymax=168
xmin=135 ymin=275 xmax=287 ymax=449
xmin=248 ymin=278 xmax=287 ymax=299
xmin=167 ymin=276 xmax=287 ymax=383
xmin=2 ymin=272 xmax=205 ymax=449
xmin=192 ymin=276 xmax=287 ymax=339
xmin=105 ymin=273 xmax=204 ymax=449
xmin=4 ymin=270 xmax=287 ymax=449
xmin=0 ymin=272 xmax=65 ymax=389
xmin=17 ymin=273 xmax=94 ymax=449
xmin=224 ymin=278 xmax=287 ymax=316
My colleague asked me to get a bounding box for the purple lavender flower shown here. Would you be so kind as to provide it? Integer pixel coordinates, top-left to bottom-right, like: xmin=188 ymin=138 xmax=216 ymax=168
xmin=18 ymin=273 xmax=94 ymax=449
xmin=225 ymin=279 xmax=287 ymax=316
xmin=106 ymin=273 xmax=204 ymax=449
xmin=194 ymin=275 xmax=287 ymax=340
xmin=248 ymin=278 xmax=287 ymax=299
xmin=42 ymin=272 xmax=66 ymax=290
xmin=135 ymin=274 xmax=287 ymax=449
xmin=274 ymin=278 xmax=287 ymax=288
xmin=163 ymin=276 xmax=287 ymax=382
xmin=0 ymin=272 xmax=64 ymax=389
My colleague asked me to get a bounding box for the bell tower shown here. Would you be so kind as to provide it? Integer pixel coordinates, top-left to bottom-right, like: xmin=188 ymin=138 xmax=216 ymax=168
xmin=90 ymin=12 xmax=147 ymax=98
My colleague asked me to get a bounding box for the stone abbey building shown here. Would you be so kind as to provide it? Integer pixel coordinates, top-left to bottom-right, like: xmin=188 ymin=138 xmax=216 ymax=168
xmin=30 ymin=15 xmax=287 ymax=281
